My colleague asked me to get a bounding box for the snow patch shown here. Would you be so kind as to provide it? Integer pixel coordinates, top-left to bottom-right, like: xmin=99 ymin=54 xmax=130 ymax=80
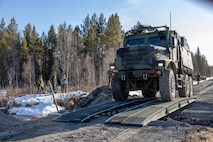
xmin=7 ymin=91 xmax=88 ymax=118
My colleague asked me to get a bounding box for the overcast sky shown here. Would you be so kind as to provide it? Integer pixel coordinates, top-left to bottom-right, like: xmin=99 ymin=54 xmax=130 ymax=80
xmin=1 ymin=0 xmax=213 ymax=65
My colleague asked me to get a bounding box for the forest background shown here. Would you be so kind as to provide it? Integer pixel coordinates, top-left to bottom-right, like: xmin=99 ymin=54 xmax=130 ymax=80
xmin=0 ymin=13 xmax=212 ymax=95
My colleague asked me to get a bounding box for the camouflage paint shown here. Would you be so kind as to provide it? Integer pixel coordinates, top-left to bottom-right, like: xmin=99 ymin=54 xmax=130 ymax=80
xmin=109 ymin=25 xmax=194 ymax=92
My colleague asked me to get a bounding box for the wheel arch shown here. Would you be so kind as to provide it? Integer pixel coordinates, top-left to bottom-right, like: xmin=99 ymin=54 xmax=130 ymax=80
xmin=165 ymin=60 xmax=177 ymax=76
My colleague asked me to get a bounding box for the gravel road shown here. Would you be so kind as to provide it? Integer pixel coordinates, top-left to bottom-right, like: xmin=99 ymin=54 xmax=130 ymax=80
xmin=1 ymin=80 xmax=213 ymax=142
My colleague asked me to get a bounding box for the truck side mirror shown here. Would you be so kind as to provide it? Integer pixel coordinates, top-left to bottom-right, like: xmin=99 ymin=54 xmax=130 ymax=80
xmin=181 ymin=37 xmax=185 ymax=46
xmin=171 ymin=37 xmax=178 ymax=48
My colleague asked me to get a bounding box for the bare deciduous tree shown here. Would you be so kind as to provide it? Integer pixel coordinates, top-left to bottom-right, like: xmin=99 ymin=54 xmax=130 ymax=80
xmin=22 ymin=56 xmax=35 ymax=93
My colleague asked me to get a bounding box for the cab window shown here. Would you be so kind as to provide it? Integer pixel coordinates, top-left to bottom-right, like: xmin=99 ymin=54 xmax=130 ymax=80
xmin=127 ymin=38 xmax=145 ymax=46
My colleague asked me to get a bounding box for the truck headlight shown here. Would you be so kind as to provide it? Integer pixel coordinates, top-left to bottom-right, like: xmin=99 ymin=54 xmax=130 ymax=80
xmin=158 ymin=63 xmax=164 ymax=67
xmin=110 ymin=65 xmax=115 ymax=70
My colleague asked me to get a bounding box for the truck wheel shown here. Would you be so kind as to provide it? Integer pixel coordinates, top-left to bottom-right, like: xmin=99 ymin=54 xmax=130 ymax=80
xmin=179 ymin=75 xmax=190 ymax=97
xmin=159 ymin=69 xmax=176 ymax=101
xmin=111 ymin=78 xmax=128 ymax=101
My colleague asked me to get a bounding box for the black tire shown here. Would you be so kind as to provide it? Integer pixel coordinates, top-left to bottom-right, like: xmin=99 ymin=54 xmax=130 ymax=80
xmin=159 ymin=69 xmax=176 ymax=101
xmin=111 ymin=78 xmax=128 ymax=101
xmin=179 ymin=75 xmax=190 ymax=97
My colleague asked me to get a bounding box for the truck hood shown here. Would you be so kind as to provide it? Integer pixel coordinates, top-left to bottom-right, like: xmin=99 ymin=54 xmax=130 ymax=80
xmin=115 ymin=45 xmax=168 ymax=70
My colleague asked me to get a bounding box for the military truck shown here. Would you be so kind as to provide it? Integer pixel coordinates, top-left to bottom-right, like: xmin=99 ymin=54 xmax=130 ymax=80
xmin=108 ymin=25 xmax=194 ymax=101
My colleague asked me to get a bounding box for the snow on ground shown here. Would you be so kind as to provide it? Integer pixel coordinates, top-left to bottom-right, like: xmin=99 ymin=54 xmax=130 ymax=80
xmin=193 ymin=77 xmax=213 ymax=85
xmin=6 ymin=91 xmax=88 ymax=119
xmin=4 ymin=77 xmax=213 ymax=121
xmin=0 ymin=89 xmax=7 ymax=97
xmin=129 ymin=90 xmax=143 ymax=96
xmin=6 ymin=88 xmax=136 ymax=120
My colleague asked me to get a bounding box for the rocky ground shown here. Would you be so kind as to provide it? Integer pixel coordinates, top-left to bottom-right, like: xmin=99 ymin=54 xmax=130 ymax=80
xmin=1 ymin=81 xmax=213 ymax=142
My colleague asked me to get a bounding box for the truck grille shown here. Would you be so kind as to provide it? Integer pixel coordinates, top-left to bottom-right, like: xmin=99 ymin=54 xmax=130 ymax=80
xmin=117 ymin=46 xmax=154 ymax=70
xmin=123 ymin=49 xmax=147 ymax=64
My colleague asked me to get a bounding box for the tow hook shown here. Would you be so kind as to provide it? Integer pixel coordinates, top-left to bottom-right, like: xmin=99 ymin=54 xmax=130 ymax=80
xmin=143 ymin=74 xmax=148 ymax=80
xmin=121 ymin=75 xmax=126 ymax=81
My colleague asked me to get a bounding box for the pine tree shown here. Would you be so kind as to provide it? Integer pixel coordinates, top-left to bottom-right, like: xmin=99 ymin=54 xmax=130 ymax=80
xmin=103 ymin=14 xmax=123 ymax=49
xmin=23 ymin=23 xmax=32 ymax=48
xmin=90 ymin=13 xmax=98 ymax=29
xmin=47 ymin=25 xmax=57 ymax=80
xmin=0 ymin=17 xmax=9 ymax=87
xmin=81 ymin=14 xmax=91 ymax=38
xmin=7 ymin=17 xmax=20 ymax=87
xmin=22 ymin=24 xmax=35 ymax=87
xmin=192 ymin=47 xmax=211 ymax=77
xmin=98 ymin=13 xmax=106 ymax=35
xmin=99 ymin=13 xmax=123 ymax=85
xmin=20 ymin=37 xmax=29 ymax=62
xmin=24 ymin=25 xmax=44 ymax=84
xmin=195 ymin=47 xmax=201 ymax=75
xmin=132 ymin=21 xmax=142 ymax=30
xmin=84 ymin=26 xmax=98 ymax=56
xmin=19 ymin=36 xmax=29 ymax=86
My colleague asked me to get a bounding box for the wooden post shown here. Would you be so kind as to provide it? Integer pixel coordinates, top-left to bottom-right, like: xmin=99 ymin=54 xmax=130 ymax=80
xmin=48 ymin=80 xmax=59 ymax=113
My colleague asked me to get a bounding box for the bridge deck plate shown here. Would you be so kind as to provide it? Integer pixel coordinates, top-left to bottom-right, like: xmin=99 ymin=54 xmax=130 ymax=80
xmin=53 ymin=98 xmax=152 ymax=122
xmin=106 ymin=97 xmax=196 ymax=126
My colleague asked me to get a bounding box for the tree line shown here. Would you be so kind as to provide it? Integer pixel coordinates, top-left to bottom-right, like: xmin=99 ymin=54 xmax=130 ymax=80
xmin=0 ymin=14 xmax=212 ymax=92
xmin=192 ymin=47 xmax=213 ymax=77
xmin=0 ymin=13 xmax=122 ymax=92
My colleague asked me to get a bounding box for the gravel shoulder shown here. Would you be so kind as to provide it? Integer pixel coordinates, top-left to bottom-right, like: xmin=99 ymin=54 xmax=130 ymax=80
xmin=1 ymin=80 xmax=213 ymax=142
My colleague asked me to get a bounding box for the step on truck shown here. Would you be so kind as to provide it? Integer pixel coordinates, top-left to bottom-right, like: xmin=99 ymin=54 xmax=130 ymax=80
xmin=108 ymin=25 xmax=194 ymax=101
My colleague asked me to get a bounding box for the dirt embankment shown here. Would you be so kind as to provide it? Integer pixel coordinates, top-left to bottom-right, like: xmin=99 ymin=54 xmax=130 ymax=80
xmin=1 ymin=81 xmax=213 ymax=141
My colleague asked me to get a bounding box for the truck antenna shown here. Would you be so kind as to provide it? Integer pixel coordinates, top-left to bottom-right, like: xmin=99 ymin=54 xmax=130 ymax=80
xmin=170 ymin=11 xmax=172 ymax=30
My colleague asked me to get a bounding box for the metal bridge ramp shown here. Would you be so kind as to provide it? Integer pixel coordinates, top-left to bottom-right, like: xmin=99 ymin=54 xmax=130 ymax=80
xmin=106 ymin=97 xmax=196 ymax=126
xmin=53 ymin=101 xmax=122 ymax=122
xmin=53 ymin=98 xmax=150 ymax=122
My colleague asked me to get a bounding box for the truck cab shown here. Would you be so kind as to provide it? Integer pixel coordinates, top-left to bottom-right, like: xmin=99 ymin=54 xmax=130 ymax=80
xmin=109 ymin=25 xmax=194 ymax=102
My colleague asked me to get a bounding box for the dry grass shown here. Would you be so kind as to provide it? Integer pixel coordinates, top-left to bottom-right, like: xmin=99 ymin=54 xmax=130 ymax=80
xmin=7 ymin=87 xmax=30 ymax=98
xmin=0 ymin=84 xmax=95 ymax=109
xmin=0 ymin=85 xmax=35 ymax=108
xmin=56 ymin=95 xmax=81 ymax=110
xmin=0 ymin=95 xmax=8 ymax=108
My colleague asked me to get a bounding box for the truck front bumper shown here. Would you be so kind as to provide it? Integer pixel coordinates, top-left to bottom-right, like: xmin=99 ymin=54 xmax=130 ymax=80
xmin=109 ymin=69 xmax=163 ymax=81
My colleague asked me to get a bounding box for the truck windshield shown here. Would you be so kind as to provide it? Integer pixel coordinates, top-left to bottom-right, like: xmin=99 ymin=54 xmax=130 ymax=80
xmin=148 ymin=36 xmax=166 ymax=46
xmin=127 ymin=36 xmax=167 ymax=47
xmin=148 ymin=37 xmax=161 ymax=44
xmin=127 ymin=38 xmax=145 ymax=46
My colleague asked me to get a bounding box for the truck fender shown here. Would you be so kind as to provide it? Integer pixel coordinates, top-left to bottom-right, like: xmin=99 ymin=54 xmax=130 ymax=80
xmin=165 ymin=60 xmax=177 ymax=79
